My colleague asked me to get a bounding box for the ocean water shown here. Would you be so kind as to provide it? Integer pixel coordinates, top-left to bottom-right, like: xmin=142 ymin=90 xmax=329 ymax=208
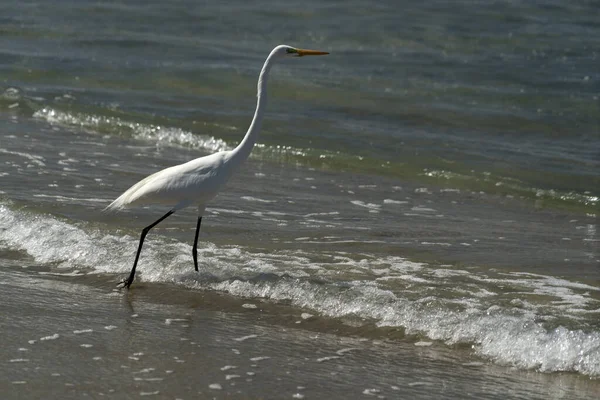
xmin=1 ymin=0 xmax=599 ymax=390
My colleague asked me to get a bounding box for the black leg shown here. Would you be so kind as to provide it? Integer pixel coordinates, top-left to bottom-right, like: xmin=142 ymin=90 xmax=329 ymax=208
xmin=119 ymin=210 xmax=174 ymax=289
xmin=192 ymin=216 xmax=202 ymax=272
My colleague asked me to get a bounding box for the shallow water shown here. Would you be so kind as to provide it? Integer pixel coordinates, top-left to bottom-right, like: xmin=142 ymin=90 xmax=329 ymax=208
xmin=1 ymin=0 xmax=599 ymax=393
xmin=2 ymin=270 xmax=599 ymax=399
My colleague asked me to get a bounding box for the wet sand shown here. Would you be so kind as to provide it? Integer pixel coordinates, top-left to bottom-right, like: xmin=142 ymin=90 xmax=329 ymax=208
xmin=1 ymin=268 xmax=599 ymax=400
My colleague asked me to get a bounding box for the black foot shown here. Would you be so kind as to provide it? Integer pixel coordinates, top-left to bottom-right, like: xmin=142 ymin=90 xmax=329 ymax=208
xmin=117 ymin=277 xmax=133 ymax=289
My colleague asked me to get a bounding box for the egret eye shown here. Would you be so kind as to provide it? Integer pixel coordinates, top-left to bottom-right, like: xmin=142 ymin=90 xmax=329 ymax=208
xmin=286 ymin=48 xmax=298 ymax=54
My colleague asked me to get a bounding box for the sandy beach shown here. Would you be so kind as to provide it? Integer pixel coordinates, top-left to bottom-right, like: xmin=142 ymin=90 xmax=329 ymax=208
xmin=2 ymin=267 xmax=598 ymax=400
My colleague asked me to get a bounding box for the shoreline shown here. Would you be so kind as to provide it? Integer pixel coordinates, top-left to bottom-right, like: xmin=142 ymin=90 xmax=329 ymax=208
xmin=1 ymin=268 xmax=599 ymax=399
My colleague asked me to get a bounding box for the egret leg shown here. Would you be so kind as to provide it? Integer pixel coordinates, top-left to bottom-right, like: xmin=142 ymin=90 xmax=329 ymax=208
xmin=192 ymin=216 xmax=202 ymax=271
xmin=119 ymin=210 xmax=174 ymax=289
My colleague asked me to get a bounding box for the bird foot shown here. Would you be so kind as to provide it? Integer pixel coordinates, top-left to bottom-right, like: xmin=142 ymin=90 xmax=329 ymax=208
xmin=117 ymin=278 xmax=132 ymax=289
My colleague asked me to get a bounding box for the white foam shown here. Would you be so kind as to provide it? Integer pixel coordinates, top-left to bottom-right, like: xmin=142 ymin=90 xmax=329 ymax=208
xmin=304 ymin=211 xmax=340 ymax=217
xmin=240 ymin=196 xmax=277 ymax=203
xmin=0 ymin=148 xmax=46 ymax=166
xmin=414 ymin=341 xmax=433 ymax=347
xmin=414 ymin=188 xmax=432 ymax=194
xmin=336 ymin=348 xmax=359 ymax=355
xmin=134 ymin=368 xmax=156 ymax=374
xmin=317 ymin=356 xmax=340 ymax=362
xmin=211 ymin=277 xmax=600 ymax=377
xmin=165 ymin=318 xmax=188 ymax=325
xmin=350 ymin=200 xmax=381 ymax=210
xmin=139 ymin=391 xmax=160 ymax=396
xmin=38 ymin=271 xmax=85 ymax=277
xmin=207 ymin=207 xmax=246 ymax=215
xmin=32 ymin=194 xmax=107 ymax=204
xmin=40 ymin=334 xmax=60 ymax=341
xmin=249 ymin=356 xmax=270 ymax=362
xmin=1 ymin=204 xmax=598 ymax=377
xmin=0 ymin=205 xmax=133 ymax=273
xmin=411 ymin=206 xmax=436 ymax=212
xmin=33 ymin=108 xmax=230 ymax=153
xmin=234 ymin=335 xmax=257 ymax=342
xmin=383 ymin=199 xmax=408 ymax=205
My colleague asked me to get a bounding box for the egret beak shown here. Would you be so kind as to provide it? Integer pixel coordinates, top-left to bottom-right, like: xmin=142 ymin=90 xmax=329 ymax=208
xmin=296 ymin=48 xmax=329 ymax=57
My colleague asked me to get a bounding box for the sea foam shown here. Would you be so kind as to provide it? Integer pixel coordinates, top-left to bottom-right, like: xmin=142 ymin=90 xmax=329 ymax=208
xmin=33 ymin=107 xmax=230 ymax=153
xmin=1 ymin=204 xmax=598 ymax=377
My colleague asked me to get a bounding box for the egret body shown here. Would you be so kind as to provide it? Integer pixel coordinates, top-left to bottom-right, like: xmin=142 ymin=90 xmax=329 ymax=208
xmin=105 ymin=45 xmax=328 ymax=288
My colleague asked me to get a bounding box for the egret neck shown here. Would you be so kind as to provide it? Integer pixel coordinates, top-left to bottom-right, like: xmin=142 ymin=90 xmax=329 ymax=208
xmin=228 ymin=50 xmax=276 ymax=169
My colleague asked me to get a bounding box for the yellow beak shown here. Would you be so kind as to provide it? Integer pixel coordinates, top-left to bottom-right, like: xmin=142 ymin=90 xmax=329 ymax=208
xmin=296 ymin=48 xmax=329 ymax=57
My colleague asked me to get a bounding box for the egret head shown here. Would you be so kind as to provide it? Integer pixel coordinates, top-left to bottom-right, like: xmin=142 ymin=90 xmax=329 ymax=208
xmin=273 ymin=45 xmax=329 ymax=58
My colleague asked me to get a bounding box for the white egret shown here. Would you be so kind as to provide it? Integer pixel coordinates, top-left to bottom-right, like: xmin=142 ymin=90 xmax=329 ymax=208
xmin=105 ymin=45 xmax=328 ymax=288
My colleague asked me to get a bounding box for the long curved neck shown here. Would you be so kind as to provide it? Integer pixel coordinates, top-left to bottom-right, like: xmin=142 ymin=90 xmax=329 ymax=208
xmin=228 ymin=52 xmax=276 ymax=168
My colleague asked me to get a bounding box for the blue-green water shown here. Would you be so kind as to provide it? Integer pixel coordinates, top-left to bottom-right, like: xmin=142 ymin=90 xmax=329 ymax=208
xmin=0 ymin=0 xmax=599 ymax=394
xmin=2 ymin=0 xmax=598 ymax=210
